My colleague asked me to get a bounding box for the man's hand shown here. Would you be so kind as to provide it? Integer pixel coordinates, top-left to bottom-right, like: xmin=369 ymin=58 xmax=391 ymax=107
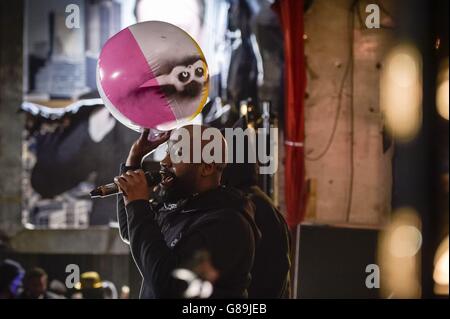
xmin=126 ymin=129 xmax=170 ymax=167
xmin=114 ymin=170 xmax=150 ymax=205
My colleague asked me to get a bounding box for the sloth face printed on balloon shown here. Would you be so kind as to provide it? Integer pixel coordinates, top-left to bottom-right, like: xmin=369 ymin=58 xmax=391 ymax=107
xmin=97 ymin=21 xmax=209 ymax=132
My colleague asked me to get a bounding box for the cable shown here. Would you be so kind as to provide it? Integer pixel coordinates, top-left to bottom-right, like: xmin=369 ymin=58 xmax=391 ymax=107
xmin=345 ymin=0 xmax=396 ymax=221
xmin=302 ymin=1 xmax=357 ymax=221
xmin=345 ymin=2 xmax=356 ymax=223
xmin=305 ymin=2 xmax=356 ymax=162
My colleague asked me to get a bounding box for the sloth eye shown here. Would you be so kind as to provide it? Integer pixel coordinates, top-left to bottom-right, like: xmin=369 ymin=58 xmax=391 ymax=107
xmin=178 ymin=71 xmax=190 ymax=83
xmin=195 ymin=67 xmax=204 ymax=78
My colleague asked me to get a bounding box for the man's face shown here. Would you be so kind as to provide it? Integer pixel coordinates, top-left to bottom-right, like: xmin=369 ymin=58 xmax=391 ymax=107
xmin=158 ymin=137 xmax=202 ymax=202
xmin=25 ymin=276 xmax=47 ymax=299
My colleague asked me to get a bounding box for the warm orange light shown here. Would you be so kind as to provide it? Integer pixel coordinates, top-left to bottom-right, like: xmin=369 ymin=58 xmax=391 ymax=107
xmin=378 ymin=207 xmax=422 ymax=298
xmin=436 ymin=59 xmax=449 ymax=121
xmin=240 ymin=102 xmax=248 ymax=116
xmin=380 ymin=44 xmax=423 ymax=142
xmin=433 ymin=236 xmax=449 ymax=295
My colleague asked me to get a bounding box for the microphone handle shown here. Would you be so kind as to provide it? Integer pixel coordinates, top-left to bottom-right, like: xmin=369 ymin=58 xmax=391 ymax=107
xmin=90 ymin=171 xmax=161 ymax=198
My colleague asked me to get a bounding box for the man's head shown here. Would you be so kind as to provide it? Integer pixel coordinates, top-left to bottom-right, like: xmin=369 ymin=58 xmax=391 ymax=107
xmin=0 ymin=259 xmax=24 ymax=299
xmin=158 ymin=124 xmax=227 ymax=202
xmin=220 ymin=116 xmax=259 ymax=189
xmin=23 ymin=267 xmax=48 ymax=299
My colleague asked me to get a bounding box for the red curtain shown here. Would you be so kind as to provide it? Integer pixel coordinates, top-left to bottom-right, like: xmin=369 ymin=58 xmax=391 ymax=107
xmin=273 ymin=0 xmax=307 ymax=229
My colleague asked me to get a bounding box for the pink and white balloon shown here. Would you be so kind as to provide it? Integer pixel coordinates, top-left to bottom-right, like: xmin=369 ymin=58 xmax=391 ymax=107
xmin=97 ymin=21 xmax=209 ymax=132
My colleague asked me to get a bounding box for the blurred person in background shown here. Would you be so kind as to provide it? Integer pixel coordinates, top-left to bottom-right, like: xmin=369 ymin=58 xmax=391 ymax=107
xmin=102 ymin=281 xmax=118 ymax=299
xmin=73 ymin=271 xmax=106 ymax=299
xmin=0 ymin=259 xmax=24 ymax=299
xmin=120 ymin=285 xmax=130 ymax=299
xmin=221 ymin=117 xmax=291 ymax=298
xmin=18 ymin=267 xmax=61 ymax=299
xmin=48 ymin=279 xmax=67 ymax=298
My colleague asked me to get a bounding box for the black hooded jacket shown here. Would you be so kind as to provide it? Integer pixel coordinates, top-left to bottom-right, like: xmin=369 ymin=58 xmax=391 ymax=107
xmin=221 ymin=117 xmax=291 ymax=298
xmin=220 ymin=179 xmax=291 ymax=299
xmin=117 ymin=165 xmax=260 ymax=299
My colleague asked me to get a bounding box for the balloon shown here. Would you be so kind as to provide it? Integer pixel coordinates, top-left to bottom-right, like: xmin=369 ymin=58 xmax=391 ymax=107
xmin=97 ymin=21 xmax=209 ymax=132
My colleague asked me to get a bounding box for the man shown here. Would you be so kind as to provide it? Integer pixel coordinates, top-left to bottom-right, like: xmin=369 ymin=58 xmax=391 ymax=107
xmin=221 ymin=117 xmax=291 ymax=298
xmin=116 ymin=125 xmax=259 ymax=298
xmin=18 ymin=267 xmax=61 ymax=299
xmin=73 ymin=271 xmax=109 ymax=299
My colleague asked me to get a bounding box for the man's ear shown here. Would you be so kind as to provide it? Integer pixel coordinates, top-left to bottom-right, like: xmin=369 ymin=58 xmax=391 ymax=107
xmin=200 ymin=163 xmax=215 ymax=177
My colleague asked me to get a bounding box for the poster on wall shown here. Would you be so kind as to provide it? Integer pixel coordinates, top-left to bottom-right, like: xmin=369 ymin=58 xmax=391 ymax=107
xmin=24 ymin=0 xmax=125 ymax=99
xmin=22 ymin=0 xmax=137 ymax=228
xmin=21 ymin=103 xmax=138 ymax=228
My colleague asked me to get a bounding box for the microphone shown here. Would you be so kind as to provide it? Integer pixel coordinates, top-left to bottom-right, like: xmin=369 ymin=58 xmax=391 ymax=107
xmin=89 ymin=171 xmax=162 ymax=198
